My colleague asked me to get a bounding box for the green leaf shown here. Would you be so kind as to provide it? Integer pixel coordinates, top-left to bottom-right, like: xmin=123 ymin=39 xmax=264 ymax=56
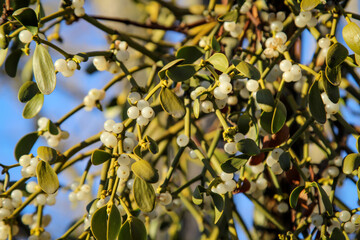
xmin=218 ymin=10 xmax=239 ymax=22
xmin=118 ymin=216 xmax=147 ymax=240
xmin=193 ymin=98 xmax=200 ymax=119
xmin=326 ymin=43 xmax=348 ymax=68
xmin=236 ymin=139 xmax=260 ymax=156
xmin=91 ymin=150 xmax=112 ymax=165
xmin=91 ymin=205 xmax=107 ymax=240
xmin=207 ymin=53 xmax=228 ymax=72
xmin=22 ymin=93 xmax=44 ymax=119
xmin=14 ymin=131 xmax=39 ymax=161
xmin=221 ymin=155 xmax=249 ymax=173
xmin=133 ymin=145 xmax=142 ymax=158
xmin=176 ymin=46 xmax=204 ymax=64
xmin=321 ymin=71 xmax=339 ymax=103
xmin=166 ymin=64 xmax=198 ymax=82
xmin=37 ymin=146 xmax=57 ymax=162
xmin=279 ymin=152 xmax=291 ymax=171
xmin=260 ymin=111 xmax=272 ymax=134
xmin=330 ymin=228 xmax=346 ymax=240
xmin=357 ymin=179 xmax=360 ymax=201
xmin=0 ymin=48 xmax=8 ymax=67
xmin=325 ymin=66 xmax=341 ymax=86
xmin=18 ymin=81 xmax=39 ymax=103
xmin=46 ymin=120 xmax=59 ymax=135
xmin=107 ymin=205 xmax=122 ymax=240
xmin=211 ymin=36 xmax=221 ymax=52
xmin=300 ymin=0 xmax=321 ymax=11
xmin=272 ymin=101 xmax=287 ymax=134
xmin=308 ymin=80 xmax=326 ymax=124
xmin=310 ymin=182 xmax=333 ymax=215
xmin=12 ymin=7 xmax=38 ymax=35
xmin=256 ymin=89 xmax=274 ymax=112
xmin=5 ymin=49 xmax=22 ymax=77
xmin=289 ymin=186 xmax=305 ymax=208
xmin=342 ymin=153 xmax=360 ymax=174
xmin=210 ymin=192 xmax=224 ymax=224
xmin=133 ymin=177 xmax=156 ymax=212
xmin=33 ymin=44 xmax=56 ymax=95
xmin=131 ymin=160 xmax=159 ymax=183
xmin=343 ymin=22 xmax=360 ymax=55
xmin=0 ymin=25 xmax=8 ymax=49
xmin=36 ymin=160 xmax=59 ymax=194
xmin=159 ymin=87 xmax=185 ymax=118
xmin=237 ymin=114 xmax=251 ymax=134
xmin=145 ymin=136 xmax=158 ymax=154
xmin=158 ymin=59 xmax=184 ymax=79
xmin=235 ymin=61 xmax=261 ymax=80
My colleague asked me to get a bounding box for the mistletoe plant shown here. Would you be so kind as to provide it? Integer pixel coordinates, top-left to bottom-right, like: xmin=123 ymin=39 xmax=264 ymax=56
xmin=0 ymin=0 xmax=360 ymax=239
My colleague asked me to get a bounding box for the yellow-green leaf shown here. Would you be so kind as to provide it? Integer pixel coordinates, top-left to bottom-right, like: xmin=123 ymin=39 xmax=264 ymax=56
xmin=166 ymin=64 xmax=198 ymax=82
xmin=12 ymin=7 xmax=38 ymax=35
xmin=235 ymin=61 xmax=261 ymax=80
xmin=131 ymin=160 xmax=159 ymax=183
xmin=300 ymin=0 xmax=321 ymax=11
xmin=309 ymin=80 xmax=326 ymax=124
xmin=325 ymin=65 xmax=341 ymax=86
xmin=14 ymin=131 xmax=39 ymax=161
xmin=0 ymin=48 xmax=8 ymax=67
xmin=36 ymin=160 xmax=59 ymax=194
xmin=218 ymin=10 xmax=239 ymax=22
xmin=176 ymin=46 xmax=204 ymax=64
xmin=271 ymin=101 xmax=287 ymax=134
xmin=37 ymin=146 xmax=57 ymax=162
xmin=0 ymin=25 xmax=8 ymax=49
xmin=343 ymin=22 xmax=360 ymax=55
xmin=33 ymin=44 xmax=56 ymax=95
xmin=207 ymin=53 xmax=228 ymax=72
xmin=193 ymin=98 xmax=200 ymax=119
xmin=91 ymin=150 xmax=112 ymax=165
xmin=159 ymin=87 xmax=185 ymax=118
xmin=91 ymin=205 xmax=107 ymax=240
xmin=342 ymin=153 xmax=360 ymax=174
xmin=210 ymin=192 xmax=224 ymax=224
xmin=256 ymin=89 xmax=274 ymax=112
xmin=118 ymin=216 xmax=147 ymax=240
xmin=158 ymin=59 xmax=184 ymax=79
xmin=22 ymin=93 xmax=44 ymax=119
xmin=133 ymin=177 xmax=156 ymax=212
xmin=107 ymin=205 xmax=122 ymax=240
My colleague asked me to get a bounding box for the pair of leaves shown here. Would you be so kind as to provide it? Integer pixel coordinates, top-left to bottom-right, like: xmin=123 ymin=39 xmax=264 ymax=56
xmin=159 ymin=87 xmax=185 ymax=118
xmin=260 ymin=101 xmax=287 ymax=134
xmin=91 ymin=205 xmax=122 ymax=240
xmin=118 ymin=216 xmax=147 ymax=240
xmin=36 ymin=160 xmax=59 ymax=194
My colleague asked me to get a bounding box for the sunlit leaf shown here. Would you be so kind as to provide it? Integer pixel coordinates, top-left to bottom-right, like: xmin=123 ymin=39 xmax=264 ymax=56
xmin=131 ymin=160 xmax=159 ymax=183
xmin=236 ymin=139 xmax=260 ymax=156
xmin=91 ymin=205 xmax=107 ymax=240
xmin=37 ymin=146 xmax=57 ymax=162
xmin=159 ymin=87 xmax=185 ymax=118
xmin=118 ymin=216 xmax=147 ymax=240
xmin=33 ymin=44 xmax=56 ymax=95
xmin=342 ymin=153 xmax=360 ymax=174
xmin=36 ymin=160 xmax=59 ymax=194
xmin=221 ymin=155 xmax=249 ymax=173
xmin=207 ymin=53 xmax=228 ymax=72
xmin=176 ymin=45 xmax=204 ymax=64
xmin=235 ymin=61 xmax=261 ymax=80
xmin=133 ymin=177 xmax=156 ymax=212
xmin=343 ymin=22 xmax=360 ymax=55
xmin=107 ymin=205 xmax=122 ymax=240
xmin=22 ymin=93 xmax=44 ymax=119
xmin=18 ymin=81 xmax=39 ymax=103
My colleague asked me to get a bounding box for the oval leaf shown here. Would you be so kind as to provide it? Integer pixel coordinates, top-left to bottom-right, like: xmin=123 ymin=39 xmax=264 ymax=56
xmin=221 ymin=155 xmax=249 ymax=173
xmin=210 ymin=192 xmax=225 ymax=224
xmin=12 ymin=7 xmax=38 ymax=35
xmin=37 ymin=146 xmax=57 ymax=162
xmin=325 ymin=66 xmax=341 ymax=86
xmin=342 ymin=153 xmax=360 ymax=174
xmin=235 ymin=61 xmax=261 ymax=80
xmin=158 ymin=59 xmax=184 ymax=79
xmin=118 ymin=216 xmax=147 ymax=240
xmin=236 ymin=139 xmax=260 ymax=156
xmin=18 ymin=81 xmax=39 ymax=103
xmin=289 ymin=186 xmax=305 ymax=208
xmin=278 ymin=151 xmax=291 ymax=171
xmin=207 ymin=53 xmax=228 ymax=72
xmin=309 ymin=80 xmax=326 ymax=124
xmin=131 ymin=159 xmax=159 ymax=183
xmin=14 ymin=131 xmax=39 ymax=161
xmin=36 ymin=160 xmax=59 ymax=194
xmin=133 ymin=177 xmax=156 ymax=212
xmin=176 ymin=46 xmax=204 ymax=64
xmin=159 ymin=87 xmax=185 ymax=118
xmin=343 ymin=22 xmax=360 ymax=55
xmin=166 ymin=64 xmax=198 ymax=82
xmin=22 ymin=93 xmax=44 ymax=119
xmin=326 ymin=43 xmax=348 ymax=68
xmin=107 ymin=205 xmax=122 ymax=240
xmin=256 ymin=89 xmax=274 ymax=112
xmin=300 ymin=0 xmax=321 ymax=11
xmin=33 ymin=44 xmax=56 ymax=95
xmin=5 ymin=49 xmax=22 ymax=77
xmin=91 ymin=149 xmax=112 ymax=165
xmin=321 ymin=71 xmax=339 ymax=103
xmin=271 ymin=101 xmax=287 ymax=134
xmin=91 ymin=205 xmax=107 ymax=240
xmin=145 ymin=136 xmax=158 ymax=154
xmin=46 ymin=120 xmax=59 ymax=135
xmin=0 ymin=48 xmax=8 ymax=67
xmin=218 ymin=10 xmax=239 ymax=22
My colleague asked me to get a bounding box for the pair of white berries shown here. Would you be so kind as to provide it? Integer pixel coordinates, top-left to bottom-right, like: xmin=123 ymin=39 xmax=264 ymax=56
xmin=335 ymin=210 xmax=359 ymax=233
xmin=263 ymin=32 xmax=287 ymax=58
xmin=213 ymin=73 xmax=233 ymax=100
xmin=72 ymin=0 xmax=85 ymax=17
xmin=54 ymin=59 xmax=78 ymax=77
xmin=34 ymin=193 xmax=56 ymax=206
xmin=321 ymin=92 xmax=340 ymax=117
xmin=83 ymin=88 xmax=106 ymax=111
xmin=68 ymin=184 xmax=91 ymax=202
xmin=19 ymin=154 xmax=39 ymax=178
xmin=223 ymin=21 xmax=243 ymax=38
xmin=294 ymin=11 xmax=317 ymax=28
xmin=116 ymin=154 xmax=132 ymax=179
xmin=212 ymin=172 xmax=236 ymax=194
xmin=93 ymin=56 xmax=119 ymax=73
xmin=266 ymin=148 xmax=285 ymax=175
xmin=279 ymin=60 xmax=303 ymax=82
xmin=115 ymin=41 xmax=130 ymax=62
xmin=127 ymin=99 xmax=154 ymax=126
xmin=37 ymin=117 xmax=69 ymax=148
xmin=224 ymin=133 xmax=245 ymax=155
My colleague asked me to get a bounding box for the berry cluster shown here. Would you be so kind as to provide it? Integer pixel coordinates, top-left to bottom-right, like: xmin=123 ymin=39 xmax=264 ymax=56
xmin=263 ymin=32 xmax=287 ymax=58
xmin=127 ymin=97 xmax=154 ymax=126
xmin=116 ymin=154 xmax=133 ymax=180
xmin=71 ymin=0 xmax=85 ymax=17
xmin=279 ymin=60 xmax=303 ymax=82
xmin=294 ymin=11 xmax=317 ymax=28
xmin=265 ymin=148 xmax=285 ymax=175
xmin=0 ymin=190 xmax=23 ymax=239
xmin=211 ymin=172 xmax=237 ymax=195
xmin=54 ymin=59 xmax=78 ymax=77
xmin=19 ymin=154 xmax=39 ymax=178
xmin=224 ymin=133 xmax=245 ymax=155
xmin=83 ymin=88 xmax=106 ymax=111
xmin=68 ymin=183 xmax=92 ymax=202
xmin=37 ymin=117 xmax=69 ymax=147
xmin=22 ymin=212 xmax=52 ymax=240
